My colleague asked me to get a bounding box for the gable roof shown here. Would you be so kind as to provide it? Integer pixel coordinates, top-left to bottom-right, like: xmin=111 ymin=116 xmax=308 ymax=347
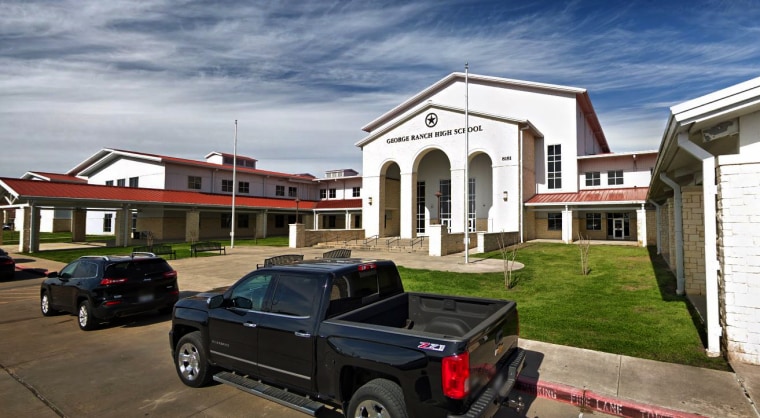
xmin=68 ymin=148 xmax=314 ymax=182
xmin=355 ymin=102 xmax=543 ymax=148
xmin=22 ymin=171 xmax=87 ymax=184
xmin=360 ymin=72 xmax=609 ymax=153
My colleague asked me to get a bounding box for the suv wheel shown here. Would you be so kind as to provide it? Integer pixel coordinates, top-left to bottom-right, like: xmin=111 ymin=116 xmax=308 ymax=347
xmin=40 ymin=291 xmax=59 ymax=316
xmin=78 ymin=300 xmax=98 ymax=331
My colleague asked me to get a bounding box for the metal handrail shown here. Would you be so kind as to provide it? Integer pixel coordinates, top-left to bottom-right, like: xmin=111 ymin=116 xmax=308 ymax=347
xmin=363 ymin=235 xmax=379 ymax=246
xmin=411 ymin=236 xmax=425 ymax=248
xmin=386 ymin=237 xmax=400 ymax=248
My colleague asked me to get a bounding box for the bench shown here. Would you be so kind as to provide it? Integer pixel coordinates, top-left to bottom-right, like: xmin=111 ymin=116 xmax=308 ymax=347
xmin=190 ymin=241 xmax=226 ymax=257
xmin=322 ymin=248 xmax=352 ymax=259
xmin=257 ymin=254 xmax=304 ymax=269
xmin=133 ymin=245 xmax=176 ymax=260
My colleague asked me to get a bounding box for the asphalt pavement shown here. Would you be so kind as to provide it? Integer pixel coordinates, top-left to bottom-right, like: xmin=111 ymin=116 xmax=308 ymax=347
xmin=3 ymin=242 xmax=760 ymax=418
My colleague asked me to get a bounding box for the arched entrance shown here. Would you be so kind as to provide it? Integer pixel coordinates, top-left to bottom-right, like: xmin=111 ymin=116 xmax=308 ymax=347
xmin=380 ymin=162 xmax=401 ymax=237
xmin=415 ymin=149 xmax=452 ymax=234
xmin=469 ymin=152 xmax=494 ymax=231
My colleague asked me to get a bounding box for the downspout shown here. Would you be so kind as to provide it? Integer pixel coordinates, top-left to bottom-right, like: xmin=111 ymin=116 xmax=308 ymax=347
xmin=29 ymin=202 xmax=35 ymax=254
xmin=676 ymin=134 xmax=721 ymax=357
xmin=648 ymin=200 xmax=662 ymax=255
xmin=519 ymin=126 xmax=527 ymax=243
xmin=659 ymin=173 xmax=684 ymax=295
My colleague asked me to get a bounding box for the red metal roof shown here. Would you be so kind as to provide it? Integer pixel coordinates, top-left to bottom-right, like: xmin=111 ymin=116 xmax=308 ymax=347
xmin=315 ymin=199 xmax=362 ymax=209
xmin=0 ymin=178 xmax=326 ymax=210
xmin=525 ymin=188 xmax=648 ymax=205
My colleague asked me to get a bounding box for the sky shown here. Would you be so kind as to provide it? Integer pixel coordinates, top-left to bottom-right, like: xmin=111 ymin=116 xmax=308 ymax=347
xmin=2 ymin=0 xmax=760 ymax=178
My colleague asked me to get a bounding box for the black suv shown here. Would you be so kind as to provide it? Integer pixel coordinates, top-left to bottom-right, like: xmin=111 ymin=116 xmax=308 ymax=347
xmin=40 ymin=254 xmax=179 ymax=330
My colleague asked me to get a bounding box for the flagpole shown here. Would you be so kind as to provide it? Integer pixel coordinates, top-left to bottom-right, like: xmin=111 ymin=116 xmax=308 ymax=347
xmin=464 ymin=63 xmax=469 ymax=265
xmin=231 ymin=120 xmax=237 ymax=249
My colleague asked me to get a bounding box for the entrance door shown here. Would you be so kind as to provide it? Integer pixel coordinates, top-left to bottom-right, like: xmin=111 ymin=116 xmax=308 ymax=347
xmin=613 ymin=218 xmax=625 ymax=239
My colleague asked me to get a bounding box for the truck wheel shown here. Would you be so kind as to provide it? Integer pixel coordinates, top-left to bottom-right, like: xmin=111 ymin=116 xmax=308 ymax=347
xmin=78 ymin=300 xmax=98 ymax=331
xmin=40 ymin=291 xmax=59 ymax=316
xmin=348 ymin=378 xmax=408 ymax=418
xmin=175 ymin=331 xmax=214 ymax=387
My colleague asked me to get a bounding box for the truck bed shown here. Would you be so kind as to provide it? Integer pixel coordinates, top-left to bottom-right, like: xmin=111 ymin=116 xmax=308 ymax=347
xmin=330 ymin=291 xmax=509 ymax=338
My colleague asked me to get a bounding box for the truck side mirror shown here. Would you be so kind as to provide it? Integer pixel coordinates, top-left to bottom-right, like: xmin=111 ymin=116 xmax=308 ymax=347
xmin=208 ymin=294 xmax=224 ymax=309
xmin=47 ymin=271 xmax=59 ymax=278
xmin=232 ymin=296 xmax=253 ymax=310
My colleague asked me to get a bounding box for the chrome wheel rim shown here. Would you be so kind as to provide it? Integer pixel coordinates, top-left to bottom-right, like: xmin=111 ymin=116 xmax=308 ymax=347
xmin=78 ymin=304 xmax=88 ymax=327
xmin=41 ymin=294 xmax=49 ymax=314
xmin=354 ymin=400 xmax=389 ymax=418
xmin=177 ymin=342 xmax=201 ymax=381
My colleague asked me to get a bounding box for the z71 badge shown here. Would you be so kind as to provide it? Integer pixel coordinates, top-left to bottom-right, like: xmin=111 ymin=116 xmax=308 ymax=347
xmin=418 ymin=342 xmax=446 ymax=351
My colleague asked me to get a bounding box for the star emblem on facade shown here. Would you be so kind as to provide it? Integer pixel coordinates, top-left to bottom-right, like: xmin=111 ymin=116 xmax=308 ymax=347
xmin=425 ymin=113 xmax=438 ymax=128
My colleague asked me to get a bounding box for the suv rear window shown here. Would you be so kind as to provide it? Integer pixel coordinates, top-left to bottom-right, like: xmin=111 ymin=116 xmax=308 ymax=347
xmin=104 ymin=259 xmax=172 ymax=278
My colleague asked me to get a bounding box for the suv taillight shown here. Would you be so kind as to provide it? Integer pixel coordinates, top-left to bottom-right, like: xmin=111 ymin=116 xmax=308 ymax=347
xmin=442 ymin=352 xmax=470 ymax=399
xmin=163 ymin=270 xmax=177 ymax=279
xmin=100 ymin=277 xmax=128 ymax=285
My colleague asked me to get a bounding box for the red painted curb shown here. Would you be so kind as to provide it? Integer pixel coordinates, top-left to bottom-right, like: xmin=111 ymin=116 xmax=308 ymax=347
xmin=516 ymin=376 xmax=706 ymax=418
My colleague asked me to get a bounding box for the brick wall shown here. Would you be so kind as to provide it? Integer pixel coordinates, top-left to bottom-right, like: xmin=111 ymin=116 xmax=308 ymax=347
xmin=682 ymin=186 xmax=706 ymax=295
xmin=717 ymin=160 xmax=760 ymax=364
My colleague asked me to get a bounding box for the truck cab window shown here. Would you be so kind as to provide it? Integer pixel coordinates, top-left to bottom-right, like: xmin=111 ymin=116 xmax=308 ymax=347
xmin=270 ymin=274 xmax=320 ymax=317
xmin=230 ymin=273 xmax=274 ymax=311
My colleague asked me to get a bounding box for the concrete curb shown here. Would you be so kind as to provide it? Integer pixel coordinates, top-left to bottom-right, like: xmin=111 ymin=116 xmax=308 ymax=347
xmin=515 ymin=376 xmax=705 ymax=418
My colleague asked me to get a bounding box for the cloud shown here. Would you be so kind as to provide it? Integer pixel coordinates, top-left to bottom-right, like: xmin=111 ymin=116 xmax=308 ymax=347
xmin=1 ymin=0 xmax=760 ymax=178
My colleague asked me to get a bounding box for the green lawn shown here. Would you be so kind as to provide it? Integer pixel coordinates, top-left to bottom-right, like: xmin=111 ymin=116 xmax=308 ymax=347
xmin=401 ymin=242 xmax=728 ymax=371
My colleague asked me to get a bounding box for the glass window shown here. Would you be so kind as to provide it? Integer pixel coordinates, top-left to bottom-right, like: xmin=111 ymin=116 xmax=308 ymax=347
xmin=239 ymin=181 xmax=250 ymax=194
xmin=270 ymin=274 xmax=322 ymax=317
xmin=103 ymin=213 xmax=113 ymax=233
xmin=72 ymin=260 xmax=99 ymax=279
xmin=221 ymin=213 xmax=232 ymax=228
xmin=188 ymin=176 xmax=202 ymax=190
xmin=329 ymin=188 xmax=336 ymax=198
xmin=320 ymin=189 xmax=327 ymax=199
xmin=608 ymin=170 xmax=624 ymax=185
xmin=238 ymin=214 xmax=249 ymax=228
xmin=275 ymin=215 xmax=285 ymax=228
xmin=586 ymin=213 xmax=602 ymax=230
xmin=416 ymin=181 xmax=425 ymax=234
xmin=116 ymin=178 xmax=126 ymax=187
xmin=585 ymin=172 xmax=600 ymax=186
xmin=230 ymin=272 xmax=275 ymax=311
xmin=275 ymin=185 xmax=285 ymax=196
xmin=105 ymin=180 xmax=114 ymax=186
xmin=548 ymin=145 xmax=561 ymax=189
xmin=222 ymin=179 xmax=233 ymax=192
xmin=548 ymin=212 xmax=562 ymax=231
xmin=288 ymin=187 xmax=297 ymax=197
xmin=129 ymin=177 xmax=139 ymax=187
xmin=352 ymin=187 xmax=360 ymax=198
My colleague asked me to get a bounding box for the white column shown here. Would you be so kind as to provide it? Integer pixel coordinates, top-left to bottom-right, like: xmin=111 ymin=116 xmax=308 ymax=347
xmin=562 ymin=206 xmax=573 ymax=244
xmin=345 ymin=210 xmax=350 ymax=230
xmin=450 ymin=168 xmax=466 ymax=234
xmin=703 ymin=157 xmax=720 ymax=357
xmin=400 ymin=172 xmax=414 ymax=238
xmin=637 ymin=203 xmax=647 ymax=248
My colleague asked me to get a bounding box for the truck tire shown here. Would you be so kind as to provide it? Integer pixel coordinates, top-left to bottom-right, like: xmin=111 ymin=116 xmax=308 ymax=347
xmin=174 ymin=331 xmax=214 ymax=388
xmin=348 ymin=378 xmax=408 ymax=418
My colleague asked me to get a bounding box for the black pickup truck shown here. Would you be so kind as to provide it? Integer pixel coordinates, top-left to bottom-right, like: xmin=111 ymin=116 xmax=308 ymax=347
xmin=170 ymin=259 xmax=524 ymax=418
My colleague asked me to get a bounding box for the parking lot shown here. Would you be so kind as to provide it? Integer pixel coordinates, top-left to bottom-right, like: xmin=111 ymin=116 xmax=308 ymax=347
xmin=0 ymin=246 xmax=598 ymax=418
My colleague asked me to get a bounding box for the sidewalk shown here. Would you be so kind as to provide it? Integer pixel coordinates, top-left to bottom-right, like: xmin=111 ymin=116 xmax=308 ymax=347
xmin=4 ymin=243 xmax=760 ymax=417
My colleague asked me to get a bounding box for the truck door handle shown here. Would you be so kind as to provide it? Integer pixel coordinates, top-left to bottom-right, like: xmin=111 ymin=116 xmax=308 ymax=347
xmin=294 ymin=331 xmax=311 ymax=338
xmin=244 ymin=322 xmax=257 ymax=328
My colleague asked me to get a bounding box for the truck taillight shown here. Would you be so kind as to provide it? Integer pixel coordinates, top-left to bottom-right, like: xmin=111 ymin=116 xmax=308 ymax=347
xmin=357 ymin=263 xmax=376 ymax=272
xmin=442 ymin=352 xmax=470 ymax=399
